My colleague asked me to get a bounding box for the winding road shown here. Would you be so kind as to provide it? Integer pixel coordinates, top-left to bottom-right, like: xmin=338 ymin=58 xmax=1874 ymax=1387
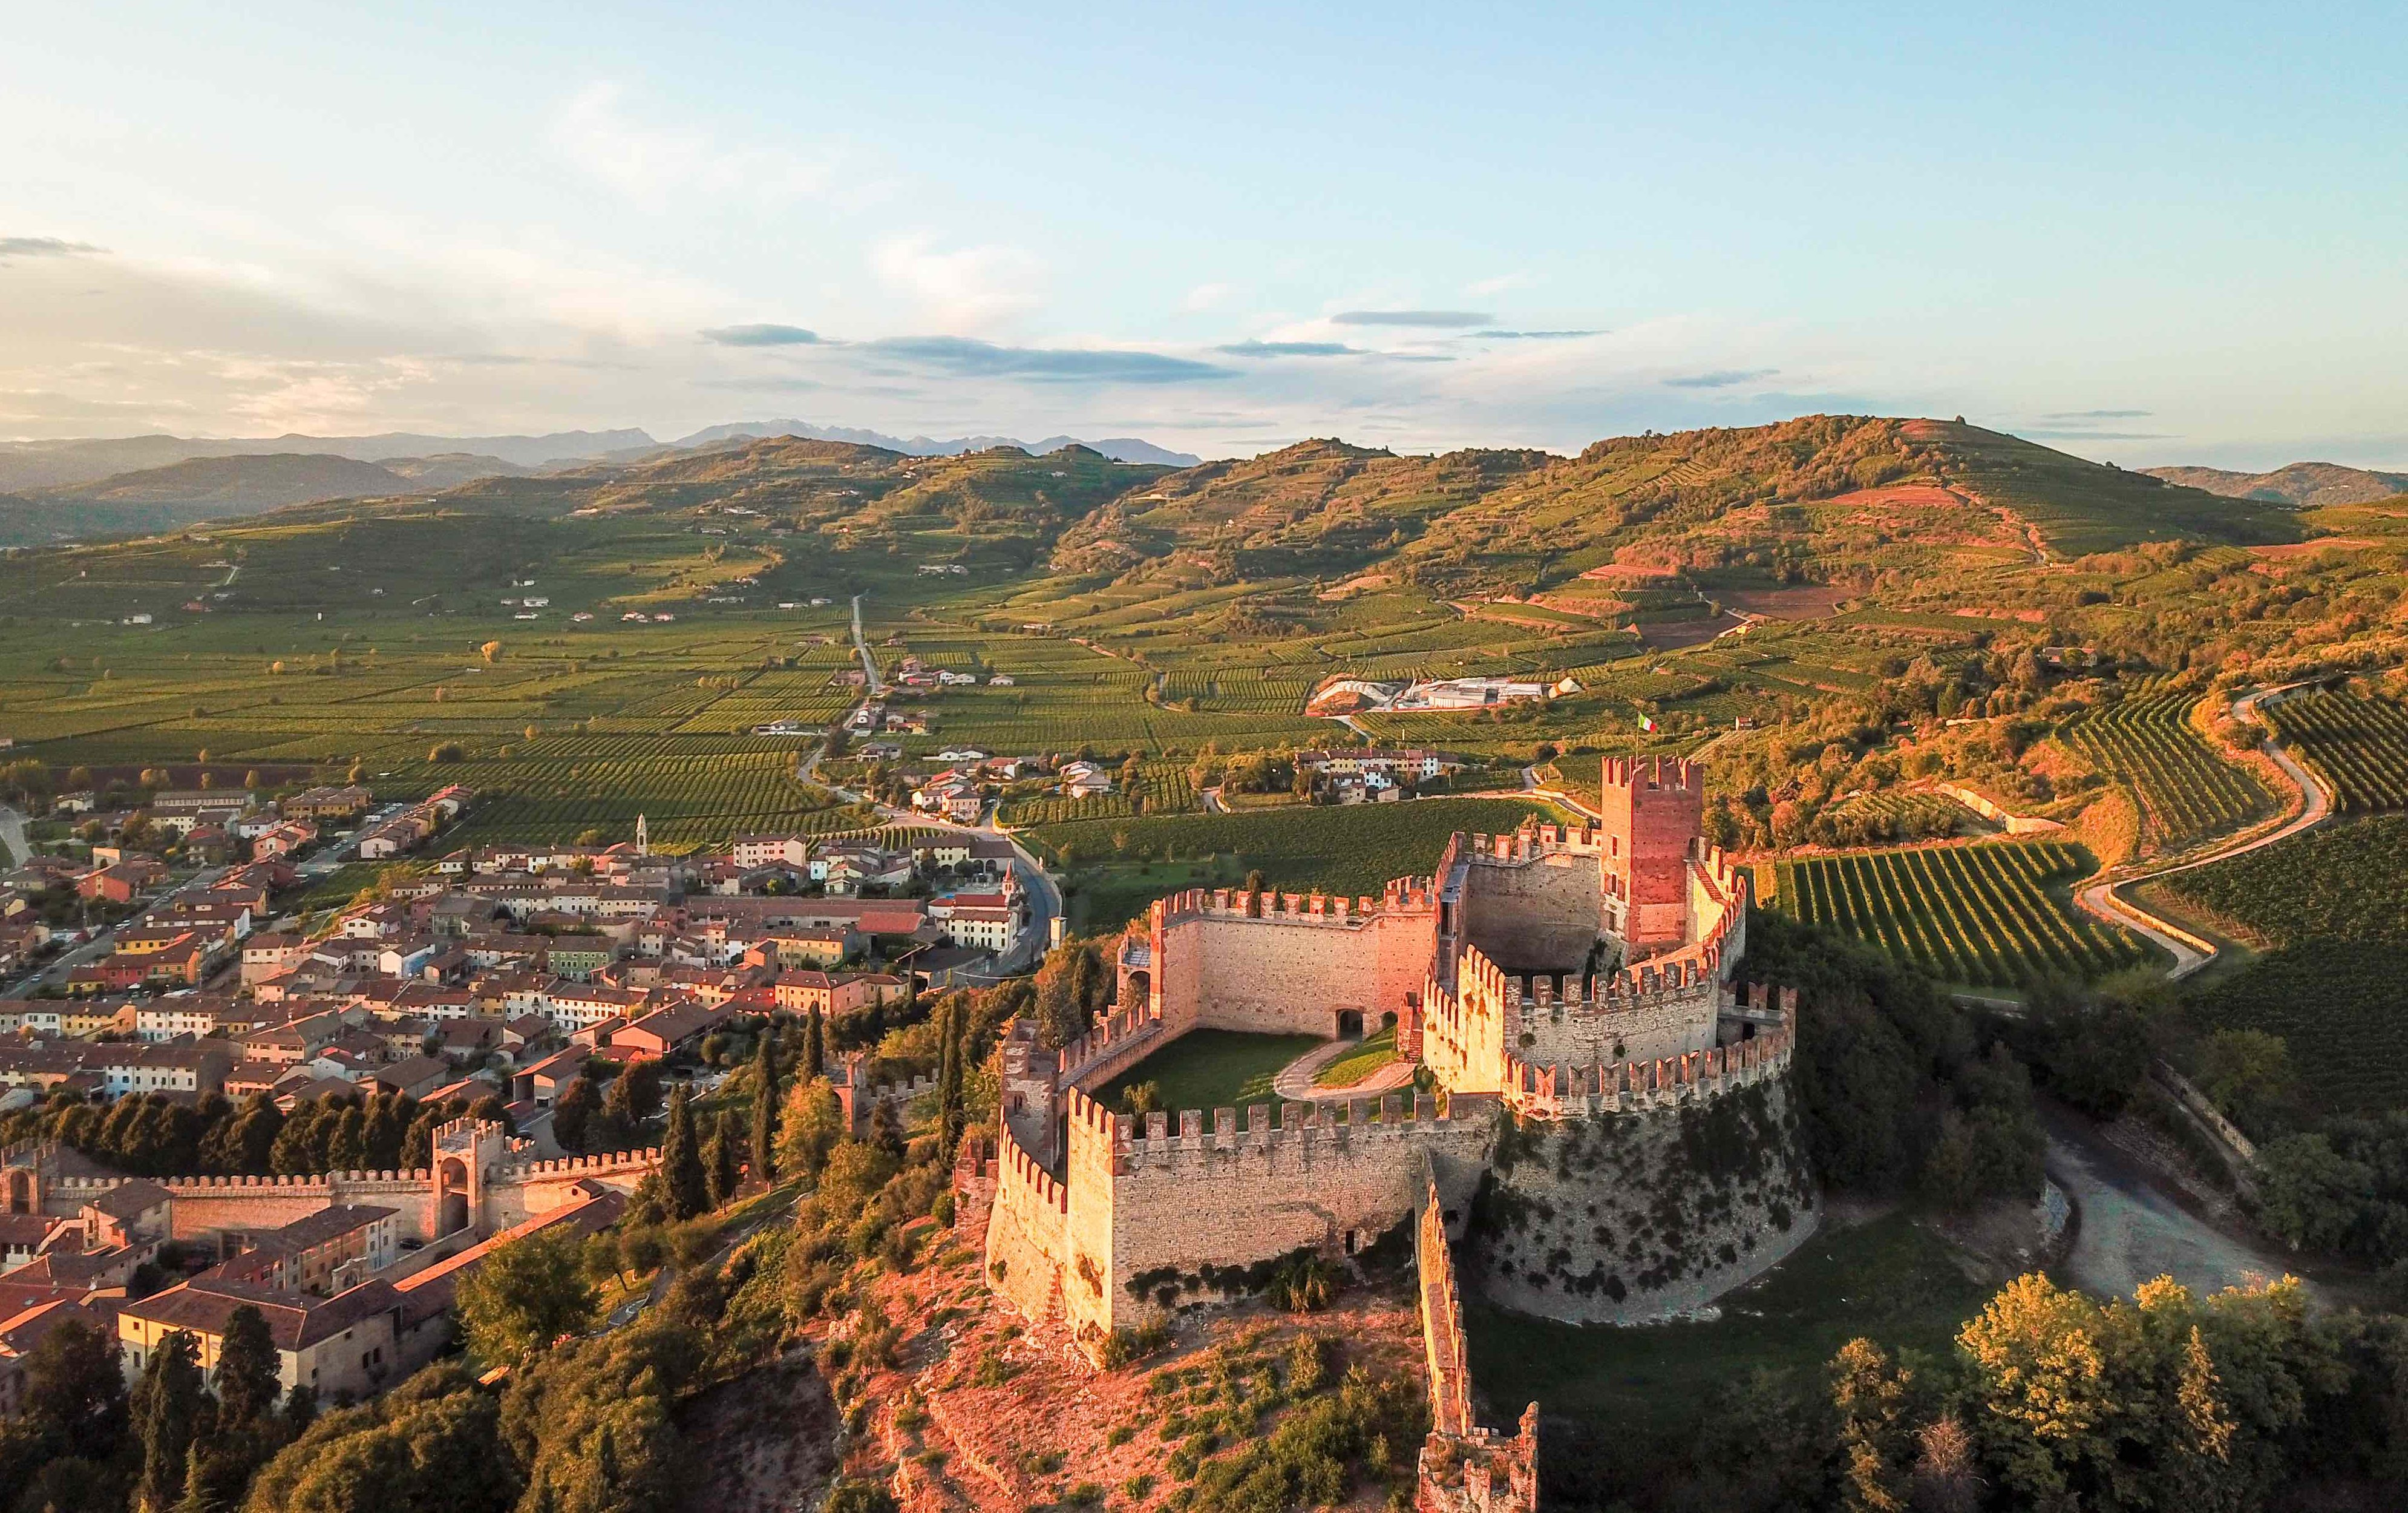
xmin=2073 ymin=683 xmax=2332 ymax=980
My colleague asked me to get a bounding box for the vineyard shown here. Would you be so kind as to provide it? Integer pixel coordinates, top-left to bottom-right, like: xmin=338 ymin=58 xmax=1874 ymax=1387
xmin=2169 ymin=817 xmax=2408 ymax=1112
xmin=2262 ymin=688 xmax=2408 ymax=812
xmin=2060 ymin=687 xmax=2273 ymax=850
xmin=996 ymin=762 xmax=1199 ymax=825
xmin=1772 ymin=841 xmax=2147 ymax=987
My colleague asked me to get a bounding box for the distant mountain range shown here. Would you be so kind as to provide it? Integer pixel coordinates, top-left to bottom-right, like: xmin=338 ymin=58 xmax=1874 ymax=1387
xmin=667 ymin=420 xmax=1200 ymax=467
xmin=0 ymin=429 xmax=650 ymax=494
xmin=2142 ymin=461 xmax=2408 ymax=508
xmin=0 ymin=422 xmax=1200 ymax=545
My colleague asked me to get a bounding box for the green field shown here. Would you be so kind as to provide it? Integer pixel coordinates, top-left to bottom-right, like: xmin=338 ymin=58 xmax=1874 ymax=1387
xmin=1091 ymin=1029 xmax=1322 ymax=1115
xmin=2264 ymin=688 xmax=2408 ymax=812
xmin=1772 ymin=841 xmax=2146 ymax=987
xmin=1465 ymin=1210 xmax=1991 ymax=1450
xmin=2060 ymin=688 xmax=2274 ymax=850
xmin=1022 ymin=796 xmax=1580 ymax=933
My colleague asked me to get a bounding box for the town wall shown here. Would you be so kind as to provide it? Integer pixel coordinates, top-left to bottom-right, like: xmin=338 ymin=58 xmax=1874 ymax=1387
xmin=1057 ymin=1083 xmax=1495 ymax=1336
xmin=1415 ymin=1158 xmax=1539 ymax=1513
xmin=41 ymin=1144 xmax=662 ymax=1242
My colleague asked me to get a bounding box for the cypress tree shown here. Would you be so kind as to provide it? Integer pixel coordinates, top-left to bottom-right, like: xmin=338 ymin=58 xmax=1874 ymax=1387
xmin=661 ymin=1085 xmax=708 ymax=1221
xmin=134 ymin=1330 xmax=203 ymax=1513
xmin=212 ymin=1305 xmax=279 ymax=1428
xmin=936 ymin=996 xmax=964 ymax=1149
xmin=707 ymin=1111 xmax=741 ymax=1207
xmin=803 ymin=1007 xmax=825 ymax=1081
xmin=749 ymin=1035 xmax=779 ymax=1184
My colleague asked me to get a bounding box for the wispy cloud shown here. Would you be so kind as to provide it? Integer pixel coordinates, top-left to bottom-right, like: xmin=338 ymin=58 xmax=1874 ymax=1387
xmin=2040 ymin=409 xmax=2152 ymax=420
xmin=858 ymin=335 xmax=1229 ymax=385
xmin=699 ymin=323 xmax=822 ymax=347
xmin=871 ymin=236 xmax=1044 ymax=331
xmin=2022 ymin=427 xmax=2172 ymax=441
xmin=1182 ymin=282 xmax=1234 ymax=312
xmin=1466 ymin=272 xmax=1531 ymax=297
xmin=547 ymin=82 xmax=833 ymax=209
xmin=0 ymin=237 xmax=105 ymax=261
xmin=1330 ymin=309 xmax=1493 ymax=327
xmin=1216 ymin=340 xmax=1361 ymax=357
xmin=1471 ymin=329 xmax=1602 ymax=340
xmin=1664 ymin=368 xmax=1778 ymax=389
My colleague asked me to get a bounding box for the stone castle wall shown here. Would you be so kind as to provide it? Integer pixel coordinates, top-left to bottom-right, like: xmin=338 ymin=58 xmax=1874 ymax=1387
xmin=1056 ymin=1084 xmax=1496 ymax=1337
xmin=1470 ymin=1074 xmax=1820 ymax=1324
xmin=983 ymin=1117 xmax=1071 ymax=1325
xmin=1148 ymin=884 xmax=1436 ymax=1039
xmin=1459 ymin=848 xmax=1603 ymax=973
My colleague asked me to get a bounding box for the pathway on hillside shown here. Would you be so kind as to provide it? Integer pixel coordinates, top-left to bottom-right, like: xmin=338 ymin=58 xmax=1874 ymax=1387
xmin=2073 ymin=682 xmax=2332 ymax=980
xmin=2045 ymin=1106 xmax=2305 ymax=1302
xmin=0 ymin=806 xmax=29 ymax=868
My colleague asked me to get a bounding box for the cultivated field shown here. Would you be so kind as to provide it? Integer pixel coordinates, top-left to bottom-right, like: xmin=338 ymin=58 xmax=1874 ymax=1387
xmin=2060 ymin=686 xmax=2273 ymax=850
xmin=2262 ymin=688 xmax=2408 ymax=812
xmin=1772 ymin=840 xmax=2146 ymax=987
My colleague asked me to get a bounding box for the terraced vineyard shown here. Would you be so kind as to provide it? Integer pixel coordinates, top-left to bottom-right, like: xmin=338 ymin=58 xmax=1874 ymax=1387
xmin=996 ymin=762 xmax=1199 ymax=825
xmin=1772 ymin=841 xmax=2147 ymax=987
xmin=2262 ymin=688 xmax=2408 ymax=812
xmin=2060 ymin=688 xmax=2273 ymax=849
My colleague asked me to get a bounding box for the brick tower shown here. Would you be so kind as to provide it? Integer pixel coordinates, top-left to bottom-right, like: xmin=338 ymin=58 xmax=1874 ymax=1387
xmin=1598 ymin=756 xmax=1703 ymax=955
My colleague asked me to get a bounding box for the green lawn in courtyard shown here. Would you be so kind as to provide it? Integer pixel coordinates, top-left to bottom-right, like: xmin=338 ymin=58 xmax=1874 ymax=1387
xmin=1314 ymin=1025 xmax=1399 ymax=1088
xmin=1091 ymin=1029 xmax=1323 ymax=1116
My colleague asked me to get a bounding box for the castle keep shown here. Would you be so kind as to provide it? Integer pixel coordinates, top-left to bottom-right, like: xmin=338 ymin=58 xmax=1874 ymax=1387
xmin=984 ymin=758 xmax=1819 ymax=1353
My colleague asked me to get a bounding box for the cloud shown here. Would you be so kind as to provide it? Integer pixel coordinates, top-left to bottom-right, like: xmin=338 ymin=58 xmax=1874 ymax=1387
xmin=692 ymin=376 xmax=825 ymax=392
xmin=2021 ymin=427 xmax=2173 ymax=441
xmin=1663 ymin=368 xmax=1778 ymax=389
xmin=871 ymin=235 xmax=1043 ymax=331
xmin=547 ymin=82 xmax=833 ymax=209
xmin=858 ymin=335 xmax=1230 ymax=385
xmin=2040 ymin=409 xmax=2153 ymax=420
xmin=1215 ymin=340 xmax=1362 ymax=357
xmin=1182 ymin=282 xmax=1234 ymax=312
xmin=1330 ymin=309 xmax=1493 ymax=327
xmin=1471 ymin=329 xmax=1602 ymax=340
xmin=1466 ymin=272 xmax=1531 ymax=297
xmin=699 ymin=323 xmax=822 ymax=347
xmin=0 ymin=237 xmax=105 ymax=261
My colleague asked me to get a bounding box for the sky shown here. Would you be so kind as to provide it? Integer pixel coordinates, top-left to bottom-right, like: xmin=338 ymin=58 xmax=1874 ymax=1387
xmin=3 ymin=1 xmax=2405 ymax=467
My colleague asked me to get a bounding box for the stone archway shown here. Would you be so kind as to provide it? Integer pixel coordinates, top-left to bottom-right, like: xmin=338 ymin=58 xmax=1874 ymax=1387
xmin=436 ymin=1157 xmax=471 ymax=1235
xmin=1335 ymin=1009 xmax=1364 ymax=1040
xmin=2 ymin=1167 xmax=37 ymax=1215
xmin=1123 ymin=968 xmax=1151 ymax=1010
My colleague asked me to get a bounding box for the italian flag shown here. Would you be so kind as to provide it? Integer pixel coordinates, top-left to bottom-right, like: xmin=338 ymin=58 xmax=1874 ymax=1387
xmin=1639 ymin=714 xmax=1657 ymax=732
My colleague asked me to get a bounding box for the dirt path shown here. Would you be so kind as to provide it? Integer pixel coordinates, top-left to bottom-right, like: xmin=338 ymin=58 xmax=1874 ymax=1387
xmin=2045 ymin=1108 xmax=2305 ymax=1301
xmin=1271 ymin=1039 xmax=1413 ymax=1103
xmin=2073 ymin=682 xmax=2333 ymax=980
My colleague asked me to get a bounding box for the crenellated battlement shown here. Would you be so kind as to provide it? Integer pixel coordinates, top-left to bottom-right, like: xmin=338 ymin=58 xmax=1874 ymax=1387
xmin=1497 ymin=1030 xmax=1791 ymax=1118
xmin=50 ymin=1169 xmax=433 ymax=1193
xmin=1604 ymin=754 xmax=1705 ymax=795
xmin=996 ymin=1116 xmax=1067 ymax=1215
xmin=1058 ymin=1001 xmax=1171 ymax=1088
xmin=1059 ymin=1080 xmax=1497 ymax=1178
xmin=1145 ymin=879 xmax=1437 ymax=936
xmin=500 ymin=1147 xmax=664 ymax=1181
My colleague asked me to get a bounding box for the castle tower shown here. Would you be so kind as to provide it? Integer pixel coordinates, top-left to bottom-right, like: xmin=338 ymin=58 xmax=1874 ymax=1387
xmin=1599 ymin=756 xmax=1704 ymax=954
xmin=431 ymin=1117 xmax=507 ymax=1236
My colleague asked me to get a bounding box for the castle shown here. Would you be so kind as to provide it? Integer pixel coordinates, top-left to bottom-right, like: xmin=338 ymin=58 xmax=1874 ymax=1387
xmin=983 ymin=756 xmax=1819 ymax=1357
